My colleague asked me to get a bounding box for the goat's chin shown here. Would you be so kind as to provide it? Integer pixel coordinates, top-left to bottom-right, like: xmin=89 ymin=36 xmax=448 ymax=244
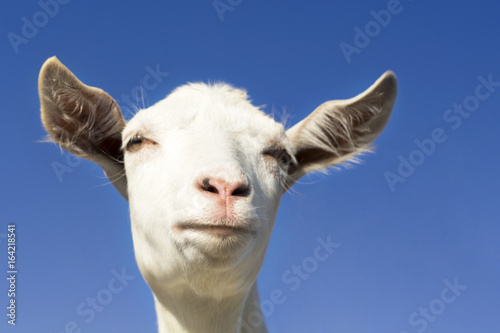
xmin=170 ymin=218 xmax=260 ymax=267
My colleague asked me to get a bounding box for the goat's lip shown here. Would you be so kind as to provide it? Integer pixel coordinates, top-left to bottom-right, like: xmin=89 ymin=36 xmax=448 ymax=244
xmin=173 ymin=221 xmax=257 ymax=237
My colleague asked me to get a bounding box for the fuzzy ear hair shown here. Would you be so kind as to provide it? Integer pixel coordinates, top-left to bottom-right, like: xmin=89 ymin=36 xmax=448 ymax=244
xmin=286 ymin=71 xmax=398 ymax=185
xmin=39 ymin=56 xmax=128 ymax=199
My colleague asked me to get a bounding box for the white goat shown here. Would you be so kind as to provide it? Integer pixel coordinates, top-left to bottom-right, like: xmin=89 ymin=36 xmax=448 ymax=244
xmin=38 ymin=56 xmax=397 ymax=333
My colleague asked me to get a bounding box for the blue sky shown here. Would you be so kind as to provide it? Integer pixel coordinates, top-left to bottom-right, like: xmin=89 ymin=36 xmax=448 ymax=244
xmin=1 ymin=0 xmax=499 ymax=332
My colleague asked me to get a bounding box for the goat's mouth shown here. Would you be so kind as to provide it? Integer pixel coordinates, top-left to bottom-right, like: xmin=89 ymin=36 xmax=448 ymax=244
xmin=173 ymin=221 xmax=258 ymax=238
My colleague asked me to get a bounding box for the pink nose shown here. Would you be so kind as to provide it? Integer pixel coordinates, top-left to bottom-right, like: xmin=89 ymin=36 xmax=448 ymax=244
xmin=198 ymin=177 xmax=250 ymax=201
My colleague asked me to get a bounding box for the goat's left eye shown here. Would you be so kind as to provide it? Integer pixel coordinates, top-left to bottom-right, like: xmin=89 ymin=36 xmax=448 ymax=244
xmin=277 ymin=151 xmax=292 ymax=167
xmin=264 ymin=149 xmax=293 ymax=169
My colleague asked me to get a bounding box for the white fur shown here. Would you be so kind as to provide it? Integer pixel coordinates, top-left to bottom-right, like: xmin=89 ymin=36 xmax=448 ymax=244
xmin=38 ymin=57 xmax=397 ymax=333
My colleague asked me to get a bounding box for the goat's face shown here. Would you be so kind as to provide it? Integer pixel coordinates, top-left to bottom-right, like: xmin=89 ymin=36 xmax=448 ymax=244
xmin=123 ymin=84 xmax=294 ymax=297
xmin=38 ymin=57 xmax=397 ymax=300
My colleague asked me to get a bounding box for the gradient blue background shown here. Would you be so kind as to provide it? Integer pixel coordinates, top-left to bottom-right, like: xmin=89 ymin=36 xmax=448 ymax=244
xmin=1 ymin=0 xmax=499 ymax=332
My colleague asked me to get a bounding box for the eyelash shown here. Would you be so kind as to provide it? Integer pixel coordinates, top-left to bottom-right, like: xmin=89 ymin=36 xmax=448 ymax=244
xmin=125 ymin=135 xmax=158 ymax=152
xmin=124 ymin=137 xmax=294 ymax=172
xmin=264 ymin=149 xmax=294 ymax=169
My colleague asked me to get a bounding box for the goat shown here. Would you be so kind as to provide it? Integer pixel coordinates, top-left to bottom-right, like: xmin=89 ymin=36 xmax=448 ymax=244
xmin=38 ymin=56 xmax=397 ymax=333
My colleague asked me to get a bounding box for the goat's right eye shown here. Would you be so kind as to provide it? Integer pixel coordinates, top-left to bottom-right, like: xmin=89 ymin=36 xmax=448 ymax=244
xmin=126 ymin=136 xmax=157 ymax=152
xmin=126 ymin=137 xmax=143 ymax=152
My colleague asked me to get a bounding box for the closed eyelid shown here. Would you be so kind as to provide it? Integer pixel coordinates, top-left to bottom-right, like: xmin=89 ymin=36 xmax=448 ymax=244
xmin=122 ymin=131 xmax=147 ymax=148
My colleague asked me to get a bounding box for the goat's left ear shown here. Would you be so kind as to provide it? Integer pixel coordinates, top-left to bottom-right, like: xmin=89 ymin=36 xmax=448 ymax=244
xmin=286 ymin=71 xmax=397 ymax=185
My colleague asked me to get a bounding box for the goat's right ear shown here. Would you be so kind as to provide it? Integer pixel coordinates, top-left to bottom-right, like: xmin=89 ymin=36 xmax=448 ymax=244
xmin=39 ymin=56 xmax=128 ymax=200
xmin=285 ymin=71 xmax=397 ymax=188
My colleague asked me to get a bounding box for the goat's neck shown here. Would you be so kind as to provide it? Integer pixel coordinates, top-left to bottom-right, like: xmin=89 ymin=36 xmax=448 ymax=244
xmin=154 ymin=282 xmax=268 ymax=333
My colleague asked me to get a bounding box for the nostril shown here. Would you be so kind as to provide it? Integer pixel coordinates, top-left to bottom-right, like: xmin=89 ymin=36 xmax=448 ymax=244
xmin=202 ymin=178 xmax=219 ymax=194
xmin=198 ymin=177 xmax=251 ymax=199
xmin=231 ymin=184 xmax=250 ymax=197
